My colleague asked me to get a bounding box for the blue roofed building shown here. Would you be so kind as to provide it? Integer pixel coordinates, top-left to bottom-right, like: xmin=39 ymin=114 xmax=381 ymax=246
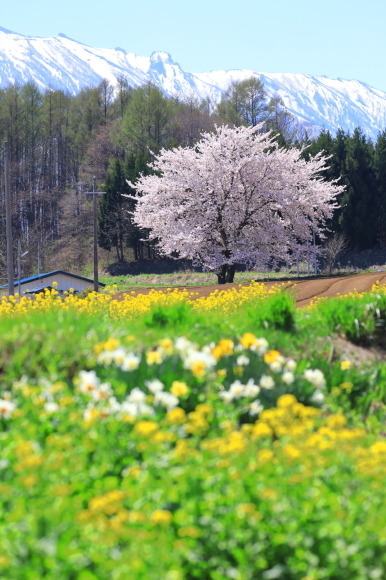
xmin=0 ymin=271 xmax=105 ymax=295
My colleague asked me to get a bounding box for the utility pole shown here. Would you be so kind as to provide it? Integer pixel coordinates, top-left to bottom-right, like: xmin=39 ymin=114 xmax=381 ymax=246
xmin=4 ymin=141 xmax=14 ymax=296
xmin=17 ymin=241 xmax=28 ymax=295
xmin=18 ymin=240 xmax=20 ymax=295
xmin=83 ymin=177 xmax=106 ymax=292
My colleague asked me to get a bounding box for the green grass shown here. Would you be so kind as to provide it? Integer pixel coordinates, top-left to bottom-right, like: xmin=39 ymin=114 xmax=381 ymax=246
xmin=1 ymin=291 xmax=385 ymax=415
xmin=1 ymin=292 xmax=386 ymax=579
xmin=98 ymin=269 xmax=380 ymax=294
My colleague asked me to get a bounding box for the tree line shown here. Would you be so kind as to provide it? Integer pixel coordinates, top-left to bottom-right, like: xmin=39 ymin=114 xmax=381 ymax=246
xmin=0 ymin=76 xmax=385 ymax=282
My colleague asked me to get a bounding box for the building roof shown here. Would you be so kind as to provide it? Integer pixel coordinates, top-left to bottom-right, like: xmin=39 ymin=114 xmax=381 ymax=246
xmin=0 ymin=270 xmax=106 ymax=290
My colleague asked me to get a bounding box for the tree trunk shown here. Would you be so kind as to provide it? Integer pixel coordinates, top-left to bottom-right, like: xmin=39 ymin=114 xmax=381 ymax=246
xmin=225 ymin=264 xmax=235 ymax=283
xmin=217 ymin=265 xmax=227 ymax=284
xmin=217 ymin=264 xmax=235 ymax=284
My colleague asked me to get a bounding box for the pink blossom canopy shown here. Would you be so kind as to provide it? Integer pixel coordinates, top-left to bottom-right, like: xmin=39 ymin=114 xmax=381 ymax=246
xmin=127 ymin=124 xmax=343 ymax=271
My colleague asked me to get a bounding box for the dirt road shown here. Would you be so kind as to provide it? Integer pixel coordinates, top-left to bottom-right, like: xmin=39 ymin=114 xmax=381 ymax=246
xmin=113 ymin=271 xmax=386 ymax=307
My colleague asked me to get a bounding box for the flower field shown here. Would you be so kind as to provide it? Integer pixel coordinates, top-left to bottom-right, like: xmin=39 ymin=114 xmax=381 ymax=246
xmin=1 ymin=283 xmax=386 ymax=579
xmin=0 ymin=280 xmax=282 ymax=320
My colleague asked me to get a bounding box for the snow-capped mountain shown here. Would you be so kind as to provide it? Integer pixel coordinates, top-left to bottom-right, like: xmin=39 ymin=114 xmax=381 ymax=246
xmin=1 ymin=26 xmax=386 ymax=139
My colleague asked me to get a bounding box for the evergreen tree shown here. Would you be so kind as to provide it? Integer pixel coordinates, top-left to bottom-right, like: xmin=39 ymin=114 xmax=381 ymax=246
xmin=374 ymin=131 xmax=386 ymax=246
xmin=124 ymin=151 xmax=154 ymax=259
xmin=340 ymin=128 xmax=377 ymax=250
xmin=308 ymin=129 xmax=349 ymax=234
xmin=98 ymin=159 xmax=130 ymax=262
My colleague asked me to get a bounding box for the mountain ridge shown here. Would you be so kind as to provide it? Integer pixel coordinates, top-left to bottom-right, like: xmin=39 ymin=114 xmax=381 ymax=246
xmin=0 ymin=27 xmax=385 ymax=139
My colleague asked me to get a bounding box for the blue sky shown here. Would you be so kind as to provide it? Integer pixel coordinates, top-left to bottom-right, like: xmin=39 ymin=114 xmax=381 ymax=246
xmin=2 ymin=0 xmax=386 ymax=91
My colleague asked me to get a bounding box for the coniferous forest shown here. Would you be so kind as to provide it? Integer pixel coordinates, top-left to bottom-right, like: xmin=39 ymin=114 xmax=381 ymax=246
xmin=0 ymin=77 xmax=385 ymax=282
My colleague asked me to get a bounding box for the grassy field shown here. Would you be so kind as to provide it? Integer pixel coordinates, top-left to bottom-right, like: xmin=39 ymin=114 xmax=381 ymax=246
xmin=0 ymin=284 xmax=386 ymax=579
xmin=98 ymin=269 xmax=379 ymax=294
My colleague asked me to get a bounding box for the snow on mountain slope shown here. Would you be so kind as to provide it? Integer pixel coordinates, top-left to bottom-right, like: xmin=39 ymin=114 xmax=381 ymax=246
xmin=0 ymin=26 xmax=385 ymax=139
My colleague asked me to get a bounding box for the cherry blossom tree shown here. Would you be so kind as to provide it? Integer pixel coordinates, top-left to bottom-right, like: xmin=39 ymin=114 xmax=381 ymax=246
xmin=127 ymin=124 xmax=344 ymax=283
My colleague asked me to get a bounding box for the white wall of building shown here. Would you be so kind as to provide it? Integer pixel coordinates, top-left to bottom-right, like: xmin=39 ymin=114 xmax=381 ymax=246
xmin=17 ymin=273 xmax=96 ymax=294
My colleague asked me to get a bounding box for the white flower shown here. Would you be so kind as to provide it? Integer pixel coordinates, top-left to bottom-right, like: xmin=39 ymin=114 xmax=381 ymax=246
xmin=260 ymin=374 xmax=275 ymax=390
xmin=78 ymin=370 xmax=100 ymax=394
xmin=183 ymin=350 xmax=217 ymax=372
xmin=121 ymin=353 xmax=141 ymax=371
xmin=97 ymin=351 xmax=115 ymax=365
xmin=202 ymin=342 xmax=215 ymax=354
xmin=120 ymin=401 xmax=139 ymax=417
xmin=270 ymin=361 xmax=282 ymax=373
xmin=229 ymin=380 xmax=245 ymax=399
xmin=310 ymin=389 xmax=325 ymax=405
xmin=108 ymin=396 xmax=121 ymax=413
xmin=219 ymin=390 xmax=234 ymax=403
xmin=154 ymin=391 xmax=179 ymax=410
xmin=145 ymin=379 xmax=164 ymax=393
xmin=281 ymin=371 xmax=295 ymax=385
xmin=243 ymin=379 xmax=260 ymax=397
xmin=12 ymin=376 xmax=28 ymax=390
xmin=83 ymin=407 xmax=98 ymax=421
xmin=136 ymin=403 xmax=155 ymax=417
xmin=44 ymin=402 xmax=59 ymax=413
xmin=0 ymin=399 xmax=16 ymax=419
xmin=174 ymin=337 xmax=195 ymax=353
xmin=111 ymin=347 xmax=127 ymax=365
xmin=234 ymin=344 xmax=244 ymax=353
xmin=236 ymin=355 xmax=250 ymax=366
xmin=92 ymin=382 xmax=112 ymax=401
xmin=249 ymin=400 xmax=264 ymax=416
xmin=127 ymin=388 xmax=146 ymax=404
xmin=285 ymin=359 xmax=297 ymax=372
xmin=250 ymin=337 xmax=268 ymax=354
xmin=303 ymin=369 xmax=326 ymax=388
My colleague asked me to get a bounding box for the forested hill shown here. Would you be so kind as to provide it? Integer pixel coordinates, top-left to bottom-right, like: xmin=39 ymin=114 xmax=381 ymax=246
xmin=0 ymin=77 xmax=385 ymax=284
xmin=1 ymin=26 xmax=386 ymax=139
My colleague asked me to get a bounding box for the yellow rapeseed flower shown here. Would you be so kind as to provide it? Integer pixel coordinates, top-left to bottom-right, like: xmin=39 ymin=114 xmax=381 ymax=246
xmin=251 ymin=422 xmax=273 ymax=438
xmin=191 ymin=361 xmax=206 ymax=378
xmin=370 ymin=441 xmax=386 ymax=454
xmin=340 ymin=360 xmax=352 ymax=370
xmin=146 ymin=350 xmax=163 ymax=365
xmin=166 ymin=407 xmax=186 ymax=424
xmin=277 ymin=394 xmax=297 ymax=408
xmin=195 ymin=403 xmax=213 ymax=415
xmin=178 ymin=526 xmax=201 ymax=538
xmin=239 ymin=333 xmax=258 ymax=349
xmin=158 ymin=338 xmax=174 ymax=354
xmin=134 ymin=421 xmax=158 ymax=437
xmin=260 ymin=487 xmax=278 ymax=500
xmin=257 ymin=449 xmax=274 ymax=464
xmin=170 ymin=381 xmax=189 ymax=397
xmin=237 ymin=503 xmax=256 ymax=515
xmin=264 ymin=350 xmax=281 ymax=364
xmin=326 ymin=414 xmax=347 ymax=430
xmin=283 ymin=443 xmax=301 ymax=459
xmin=150 ymin=510 xmax=173 ymax=525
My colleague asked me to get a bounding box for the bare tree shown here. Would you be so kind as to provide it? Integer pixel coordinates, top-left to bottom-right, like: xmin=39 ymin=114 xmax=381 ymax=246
xmin=323 ymin=233 xmax=349 ymax=274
